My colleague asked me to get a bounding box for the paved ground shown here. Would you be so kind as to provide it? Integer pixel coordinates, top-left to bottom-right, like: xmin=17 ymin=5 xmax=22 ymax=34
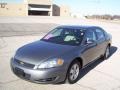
xmin=0 ymin=23 xmax=58 ymax=37
xmin=0 ymin=17 xmax=120 ymax=90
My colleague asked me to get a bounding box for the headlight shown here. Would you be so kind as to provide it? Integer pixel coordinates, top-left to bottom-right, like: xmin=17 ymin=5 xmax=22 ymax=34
xmin=37 ymin=58 xmax=64 ymax=69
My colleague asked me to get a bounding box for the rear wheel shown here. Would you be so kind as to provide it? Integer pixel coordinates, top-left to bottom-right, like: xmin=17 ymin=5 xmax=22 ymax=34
xmin=67 ymin=60 xmax=81 ymax=84
xmin=103 ymin=45 xmax=110 ymax=59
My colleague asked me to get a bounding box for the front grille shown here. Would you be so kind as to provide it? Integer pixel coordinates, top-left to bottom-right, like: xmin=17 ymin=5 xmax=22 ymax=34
xmin=14 ymin=58 xmax=35 ymax=69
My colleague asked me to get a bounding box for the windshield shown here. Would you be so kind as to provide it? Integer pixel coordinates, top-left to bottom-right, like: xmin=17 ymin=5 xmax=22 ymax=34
xmin=41 ymin=28 xmax=84 ymax=46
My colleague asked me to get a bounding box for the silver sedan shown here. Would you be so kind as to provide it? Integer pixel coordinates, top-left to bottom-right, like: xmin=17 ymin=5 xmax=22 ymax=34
xmin=11 ymin=25 xmax=112 ymax=84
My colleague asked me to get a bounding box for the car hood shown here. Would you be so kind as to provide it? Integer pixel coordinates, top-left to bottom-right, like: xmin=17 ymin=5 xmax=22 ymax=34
xmin=15 ymin=40 xmax=76 ymax=65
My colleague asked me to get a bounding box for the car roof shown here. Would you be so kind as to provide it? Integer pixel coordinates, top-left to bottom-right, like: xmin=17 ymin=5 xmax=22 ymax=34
xmin=57 ymin=25 xmax=100 ymax=30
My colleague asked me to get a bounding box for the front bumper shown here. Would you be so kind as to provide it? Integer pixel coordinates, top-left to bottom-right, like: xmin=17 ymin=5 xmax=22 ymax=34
xmin=10 ymin=58 xmax=67 ymax=84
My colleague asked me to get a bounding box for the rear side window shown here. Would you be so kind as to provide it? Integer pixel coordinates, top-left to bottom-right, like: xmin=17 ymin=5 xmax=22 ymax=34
xmin=95 ymin=28 xmax=105 ymax=40
xmin=86 ymin=30 xmax=96 ymax=41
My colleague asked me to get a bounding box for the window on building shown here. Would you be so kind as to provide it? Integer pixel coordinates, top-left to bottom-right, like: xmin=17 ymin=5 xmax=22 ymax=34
xmin=64 ymin=10 xmax=67 ymax=13
xmin=0 ymin=3 xmax=7 ymax=8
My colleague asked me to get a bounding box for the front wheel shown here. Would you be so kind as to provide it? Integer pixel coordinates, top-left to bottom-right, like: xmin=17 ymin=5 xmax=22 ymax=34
xmin=67 ymin=60 xmax=81 ymax=84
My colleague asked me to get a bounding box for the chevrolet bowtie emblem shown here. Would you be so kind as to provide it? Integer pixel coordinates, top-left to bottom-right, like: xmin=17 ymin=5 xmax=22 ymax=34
xmin=20 ymin=61 xmax=24 ymax=65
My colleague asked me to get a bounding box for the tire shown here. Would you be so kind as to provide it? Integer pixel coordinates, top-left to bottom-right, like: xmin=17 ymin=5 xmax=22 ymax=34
xmin=67 ymin=60 xmax=81 ymax=84
xmin=103 ymin=45 xmax=110 ymax=60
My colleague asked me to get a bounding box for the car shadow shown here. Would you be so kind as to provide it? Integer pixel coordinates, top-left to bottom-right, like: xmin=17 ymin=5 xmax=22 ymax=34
xmin=55 ymin=46 xmax=117 ymax=84
xmin=109 ymin=46 xmax=118 ymax=58
xmin=77 ymin=46 xmax=118 ymax=82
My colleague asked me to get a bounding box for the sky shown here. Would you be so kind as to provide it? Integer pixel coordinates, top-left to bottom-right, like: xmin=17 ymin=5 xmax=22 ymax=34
xmin=54 ymin=0 xmax=120 ymax=16
xmin=0 ymin=0 xmax=22 ymax=3
xmin=0 ymin=0 xmax=120 ymax=15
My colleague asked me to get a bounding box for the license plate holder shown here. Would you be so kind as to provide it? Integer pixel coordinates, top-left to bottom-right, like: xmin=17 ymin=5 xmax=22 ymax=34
xmin=15 ymin=68 xmax=25 ymax=77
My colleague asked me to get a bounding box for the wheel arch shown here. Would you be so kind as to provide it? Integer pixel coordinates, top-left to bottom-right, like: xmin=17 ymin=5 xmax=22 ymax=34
xmin=71 ymin=57 xmax=83 ymax=68
xmin=108 ymin=43 xmax=111 ymax=47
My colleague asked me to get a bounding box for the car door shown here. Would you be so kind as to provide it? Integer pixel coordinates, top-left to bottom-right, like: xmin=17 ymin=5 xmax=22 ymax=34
xmin=94 ymin=28 xmax=107 ymax=56
xmin=81 ymin=29 xmax=99 ymax=64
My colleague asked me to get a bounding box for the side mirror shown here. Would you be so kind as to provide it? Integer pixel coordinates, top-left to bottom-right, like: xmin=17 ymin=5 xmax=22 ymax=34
xmin=86 ymin=38 xmax=95 ymax=44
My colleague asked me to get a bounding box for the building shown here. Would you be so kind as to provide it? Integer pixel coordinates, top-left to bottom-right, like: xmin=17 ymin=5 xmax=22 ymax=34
xmin=52 ymin=4 xmax=60 ymax=16
xmin=28 ymin=0 xmax=53 ymax=16
xmin=60 ymin=5 xmax=70 ymax=17
xmin=53 ymin=5 xmax=70 ymax=17
xmin=0 ymin=3 xmax=28 ymax=16
xmin=0 ymin=0 xmax=70 ymax=17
